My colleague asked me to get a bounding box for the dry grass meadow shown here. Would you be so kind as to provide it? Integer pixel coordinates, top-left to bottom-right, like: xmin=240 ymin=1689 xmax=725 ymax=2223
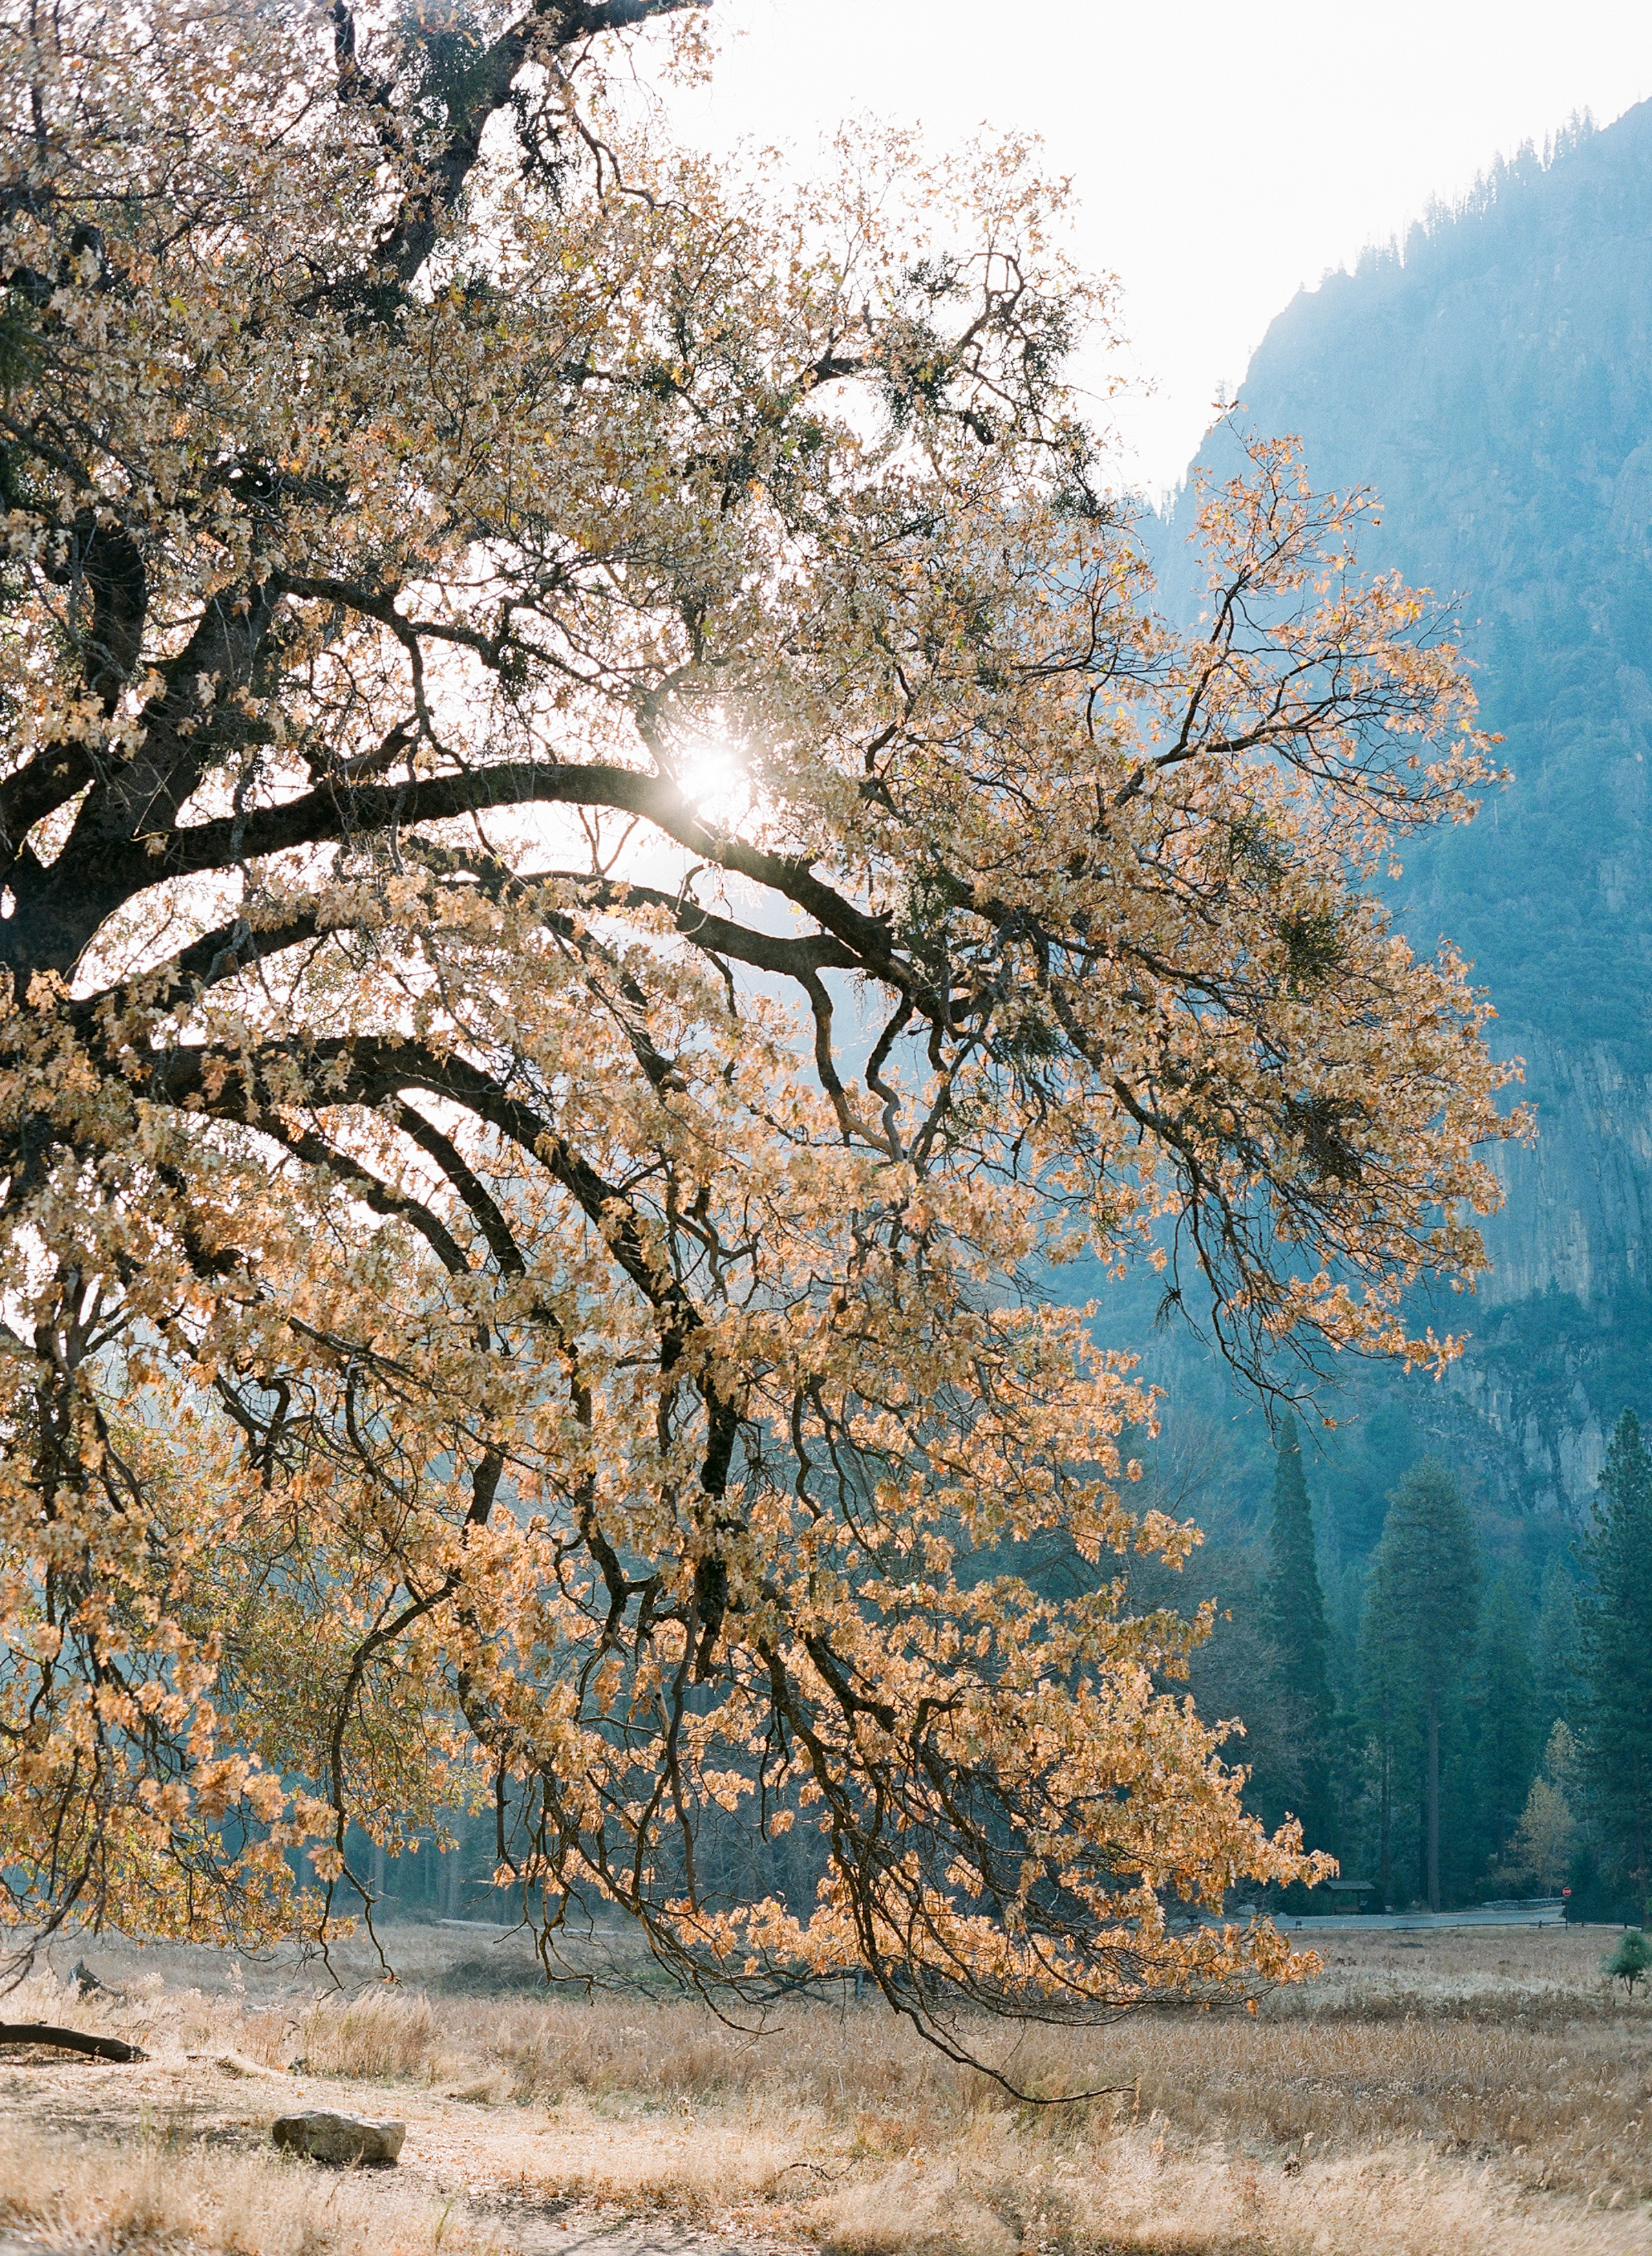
xmin=1 ymin=1919 xmax=1649 ymax=2256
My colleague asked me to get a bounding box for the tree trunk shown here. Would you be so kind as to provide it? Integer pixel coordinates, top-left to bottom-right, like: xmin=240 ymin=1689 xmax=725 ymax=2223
xmin=1378 ymin=1745 xmax=1392 ymax=1910
xmin=1428 ymin=1688 xmax=1441 ymax=1914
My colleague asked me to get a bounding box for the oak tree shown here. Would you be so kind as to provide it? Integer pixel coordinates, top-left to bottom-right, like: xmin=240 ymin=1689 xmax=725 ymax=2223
xmin=0 ymin=0 xmax=1518 ymax=2047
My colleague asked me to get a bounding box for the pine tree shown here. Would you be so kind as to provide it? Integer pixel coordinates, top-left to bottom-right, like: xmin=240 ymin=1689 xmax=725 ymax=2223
xmin=1535 ymin=1561 xmax=1583 ymax=1737
xmin=1356 ymin=1537 xmax=1419 ymax=1909
xmin=1470 ymin=1575 xmax=1539 ymax=1877
xmin=1578 ymin=1410 xmax=1652 ymax=1908
xmin=1323 ymin=1607 xmax=1365 ymax=1866
xmin=1363 ymin=1462 xmax=1481 ymax=1911
xmin=1601 ymin=1929 xmax=1652 ymax=1994
xmin=1264 ymin=1417 xmax=1335 ymax=1852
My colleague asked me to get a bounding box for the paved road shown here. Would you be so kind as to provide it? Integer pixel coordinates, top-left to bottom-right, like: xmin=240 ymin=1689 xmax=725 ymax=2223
xmin=1275 ymin=1907 xmax=1568 ymax=1932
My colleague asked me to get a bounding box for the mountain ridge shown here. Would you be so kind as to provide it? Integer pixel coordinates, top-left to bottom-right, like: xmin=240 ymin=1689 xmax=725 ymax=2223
xmin=1150 ymin=98 xmax=1652 ymax=1524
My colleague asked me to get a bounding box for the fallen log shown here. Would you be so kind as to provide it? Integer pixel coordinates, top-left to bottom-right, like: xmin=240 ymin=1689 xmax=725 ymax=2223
xmin=0 ymin=2022 xmax=146 ymax=2063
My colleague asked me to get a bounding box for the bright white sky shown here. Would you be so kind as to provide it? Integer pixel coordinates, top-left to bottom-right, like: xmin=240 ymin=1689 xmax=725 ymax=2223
xmin=671 ymin=1 xmax=1652 ymax=499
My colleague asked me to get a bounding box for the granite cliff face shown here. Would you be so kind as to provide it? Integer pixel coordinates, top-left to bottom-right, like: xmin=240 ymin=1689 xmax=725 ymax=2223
xmin=1157 ymin=103 xmax=1652 ymax=1524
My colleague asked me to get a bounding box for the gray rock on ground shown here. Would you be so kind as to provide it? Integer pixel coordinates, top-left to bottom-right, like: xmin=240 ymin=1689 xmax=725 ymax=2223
xmin=271 ymin=2109 xmax=407 ymax=2165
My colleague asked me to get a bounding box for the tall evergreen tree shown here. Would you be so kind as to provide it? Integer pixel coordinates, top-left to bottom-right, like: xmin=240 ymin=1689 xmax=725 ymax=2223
xmin=1535 ymin=1560 xmax=1583 ymax=1739
xmin=1322 ymin=1607 xmax=1365 ymax=1870
xmin=1578 ymin=1410 xmax=1652 ymax=1908
xmin=1356 ymin=1536 xmax=1418 ymax=1909
xmin=1362 ymin=1461 xmax=1481 ymax=1911
xmin=1470 ymin=1574 xmax=1539 ymax=1877
xmin=1264 ymin=1417 xmax=1335 ymax=1851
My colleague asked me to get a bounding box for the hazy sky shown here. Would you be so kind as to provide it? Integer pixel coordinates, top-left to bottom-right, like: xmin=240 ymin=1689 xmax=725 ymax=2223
xmin=671 ymin=1 xmax=1652 ymax=497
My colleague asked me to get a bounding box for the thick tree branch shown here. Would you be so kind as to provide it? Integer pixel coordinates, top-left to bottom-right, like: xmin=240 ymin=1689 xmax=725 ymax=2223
xmin=339 ymin=0 xmax=703 ymax=293
xmin=40 ymin=761 xmax=900 ymax=990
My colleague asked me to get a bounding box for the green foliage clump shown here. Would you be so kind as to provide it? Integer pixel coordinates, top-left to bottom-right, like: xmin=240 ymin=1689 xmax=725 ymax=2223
xmin=1600 ymin=1928 xmax=1652 ymax=1993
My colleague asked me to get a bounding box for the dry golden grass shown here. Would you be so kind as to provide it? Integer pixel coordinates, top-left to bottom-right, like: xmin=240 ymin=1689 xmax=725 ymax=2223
xmin=3 ymin=1921 xmax=1650 ymax=2255
xmin=0 ymin=2114 xmax=503 ymax=2256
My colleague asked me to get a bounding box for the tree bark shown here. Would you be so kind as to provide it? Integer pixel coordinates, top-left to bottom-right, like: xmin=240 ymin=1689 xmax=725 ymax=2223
xmin=0 ymin=2023 xmax=146 ymax=2062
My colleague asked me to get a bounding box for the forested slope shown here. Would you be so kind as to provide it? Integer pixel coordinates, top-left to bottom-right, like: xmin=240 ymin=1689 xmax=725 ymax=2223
xmin=1161 ymin=102 xmax=1652 ymax=1523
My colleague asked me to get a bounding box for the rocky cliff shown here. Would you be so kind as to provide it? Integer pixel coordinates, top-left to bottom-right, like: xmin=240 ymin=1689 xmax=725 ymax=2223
xmin=1157 ymin=103 xmax=1652 ymax=1526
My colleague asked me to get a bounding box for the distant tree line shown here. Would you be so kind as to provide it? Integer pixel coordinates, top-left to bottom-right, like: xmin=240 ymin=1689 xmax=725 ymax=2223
xmin=1223 ymin=1409 xmax=1652 ymax=1919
